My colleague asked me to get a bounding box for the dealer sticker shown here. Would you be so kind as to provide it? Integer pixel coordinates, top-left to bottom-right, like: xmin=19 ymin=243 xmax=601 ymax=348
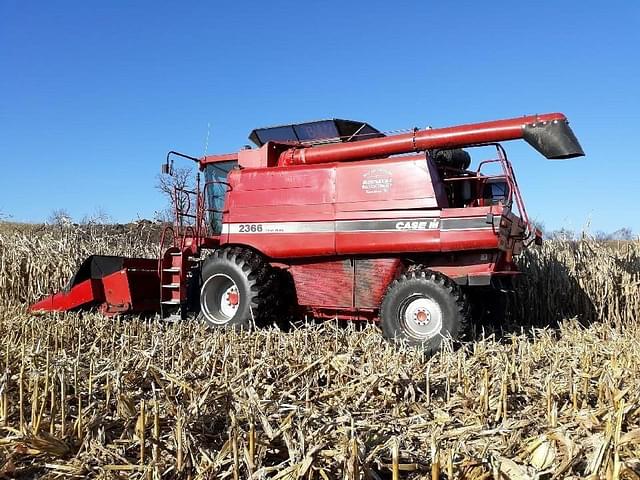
xmin=361 ymin=168 xmax=393 ymax=194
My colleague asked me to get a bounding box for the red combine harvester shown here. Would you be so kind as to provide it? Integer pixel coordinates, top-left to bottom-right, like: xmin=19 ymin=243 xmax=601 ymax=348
xmin=30 ymin=113 xmax=584 ymax=350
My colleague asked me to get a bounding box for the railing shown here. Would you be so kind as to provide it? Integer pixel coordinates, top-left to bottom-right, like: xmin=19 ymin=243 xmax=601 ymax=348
xmin=171 ymin=172 xmax=204 ymax=248
xmin=173 ymin=188 xmax=196 ymax=227
xmin=491 ymin=143 xmax=532 ymax=240
xmin=169 ymin=173 xmax=233 ymax=249
xmin=442 ymin=143 xmax=533 ymax=240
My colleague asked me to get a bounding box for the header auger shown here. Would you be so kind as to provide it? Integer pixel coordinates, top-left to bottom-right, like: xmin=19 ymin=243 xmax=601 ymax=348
xmin=30 ymin=112 xmax=584 ymax=351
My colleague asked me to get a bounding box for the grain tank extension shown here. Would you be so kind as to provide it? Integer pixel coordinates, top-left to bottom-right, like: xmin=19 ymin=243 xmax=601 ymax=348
xmin=30 ymin=112 xmax=584 ymax=350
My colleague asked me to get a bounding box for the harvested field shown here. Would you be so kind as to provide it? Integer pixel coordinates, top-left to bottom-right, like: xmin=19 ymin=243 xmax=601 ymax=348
xmin=0 ymin=224 xmax=639 ymax=478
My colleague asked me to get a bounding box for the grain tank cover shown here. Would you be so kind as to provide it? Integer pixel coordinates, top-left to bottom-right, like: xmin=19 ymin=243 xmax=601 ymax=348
xmin=249 ymin=119 xmax=383 ymax=147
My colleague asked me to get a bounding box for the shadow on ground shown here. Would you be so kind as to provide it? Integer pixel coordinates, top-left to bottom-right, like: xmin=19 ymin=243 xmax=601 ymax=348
xmin=466 ymin=256 xmax=598 ymax=342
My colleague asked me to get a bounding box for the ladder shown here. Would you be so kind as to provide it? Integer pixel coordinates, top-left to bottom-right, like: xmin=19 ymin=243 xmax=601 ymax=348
xmin=159 ymin=247 xmax=185 ymax=308
xmin=158 ymin=227 xmax=200 ymax=319
xmin=157 ymin=174 xmax=217 ymax=318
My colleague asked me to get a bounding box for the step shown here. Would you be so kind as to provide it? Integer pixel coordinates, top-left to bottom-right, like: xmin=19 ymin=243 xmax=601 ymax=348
xmin=162 ymin=268 xmax=180 ymax=273
xmin=170 ymin=252 xmax=182 ymax=256
xmin=162 ymin=283 xmax=180 ymax=289
xmin=161 ymin=300 xmax=180 ymax=305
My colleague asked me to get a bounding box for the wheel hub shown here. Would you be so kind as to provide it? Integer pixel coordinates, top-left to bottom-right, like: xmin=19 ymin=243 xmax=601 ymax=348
xmin=221 ymin=285 xmax=240 ymax=317
xmin=200 ymin=274 xmax=240 ymax=325
xmin=415 ymin=309 xmax=429 ymax=324
xmin=225 ymin=289 xmax=239 ymax=306
xmin=400 ymin=296 xmax=443 ymax=340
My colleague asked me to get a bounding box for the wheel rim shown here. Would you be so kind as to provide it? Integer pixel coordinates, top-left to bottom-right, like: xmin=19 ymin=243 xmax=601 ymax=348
xmin=200 ymin=273 xmax=240 ymax=325
xmin=398 ymin=294 xmax=443 ymax=340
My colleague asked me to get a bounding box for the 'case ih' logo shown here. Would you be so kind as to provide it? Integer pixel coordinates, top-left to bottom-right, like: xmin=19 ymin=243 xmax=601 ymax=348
xmin=361 ymin=168 xmax=393 ymax=194
xmin=395 ymin=220 xmax=440 ymax=230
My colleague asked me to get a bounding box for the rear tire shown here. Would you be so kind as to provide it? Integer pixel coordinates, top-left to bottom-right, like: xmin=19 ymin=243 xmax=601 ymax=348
xmin=198 ymin=247 xmax=272 ymax=329
xmin=380 ymin=268 xmax=469 ymax=352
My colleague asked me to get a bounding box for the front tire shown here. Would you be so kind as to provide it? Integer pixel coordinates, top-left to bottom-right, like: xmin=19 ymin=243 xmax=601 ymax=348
xmin=380 ymin=268 xmax=469 ymax=352
xmin=198 ymin=247 xmax=272 ymax=329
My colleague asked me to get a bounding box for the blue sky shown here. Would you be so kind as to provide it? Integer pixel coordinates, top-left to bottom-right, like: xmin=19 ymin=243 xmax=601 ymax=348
xmin=1 ymin=1 xmax=638 ymax=233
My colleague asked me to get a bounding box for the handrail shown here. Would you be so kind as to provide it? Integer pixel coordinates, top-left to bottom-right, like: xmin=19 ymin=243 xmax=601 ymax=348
xmin=441 ymin=143 xmax=533 ymax=240
xmin=159 ymin=225 xmax=175 ymax=252
xmin=173 ymin=188 xmax=192 ymax=222
xmin=181 ymin=225 xmax=196 ymax=250
xmin=202 ymin=180 xmax=232 ymax=213
xmin=158 ymin=225 xmax=176 ymax=284
xmin=170 ymin=174 xmax=228 ymax=246
xmin=476 ymin=161 xmax=516 ymax=207
xmin=490 ymin=143 xmax=532 ymax=240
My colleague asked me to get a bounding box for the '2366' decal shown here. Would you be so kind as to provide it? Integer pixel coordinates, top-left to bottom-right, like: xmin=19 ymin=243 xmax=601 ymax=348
xmin=238 ymin=224 xmax=263 ymax=233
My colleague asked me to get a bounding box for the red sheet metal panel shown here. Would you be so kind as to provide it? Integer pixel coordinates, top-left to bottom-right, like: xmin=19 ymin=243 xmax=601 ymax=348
xmin=228 ymin=165 xmax=336 ymax=207
xmin=289 ymin=259 xmax=354 ymax=309
xmin=225 ymin=163 xmax=337 ymax=257
xmin=101 ymin=270 xmax=134 ymax=312
xmin=439 ymin=229 xmax=499 ymax=252
xmin=354 ymin=258 xmax=402 ymax=309
xmin=100 ymin=267 xmax=160 ymax=315
xmin=336 ymin=230 xmax=441 ymax=255
xmin=335 ymin=156 xmax=436 ymax=207
xmin=229 ymin=232 xmax=335 ymax=258
xmin=29 ymin=278 xmax=104 ymax=312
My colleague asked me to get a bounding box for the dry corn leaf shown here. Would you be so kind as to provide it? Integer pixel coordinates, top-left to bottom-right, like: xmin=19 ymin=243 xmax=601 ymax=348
xmin=497 ymin=456 xmax=533 ymax=480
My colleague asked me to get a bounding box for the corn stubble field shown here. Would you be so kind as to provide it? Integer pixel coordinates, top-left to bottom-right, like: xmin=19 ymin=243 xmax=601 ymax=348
xmin=0 ymin=224 xmax=639 ymax=479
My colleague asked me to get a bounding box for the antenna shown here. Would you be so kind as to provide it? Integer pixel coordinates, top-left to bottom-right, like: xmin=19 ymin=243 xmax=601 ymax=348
xmin=204 ymin=121 xmax=211 ymax=156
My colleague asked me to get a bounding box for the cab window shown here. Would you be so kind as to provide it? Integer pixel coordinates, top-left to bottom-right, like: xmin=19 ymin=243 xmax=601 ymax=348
xmin=204 ymin=161 xmax=237 ymax=234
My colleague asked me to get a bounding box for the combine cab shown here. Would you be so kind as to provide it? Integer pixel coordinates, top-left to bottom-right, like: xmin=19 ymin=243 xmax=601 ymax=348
xmin=31 ymin=113 xmax=584 ymax=351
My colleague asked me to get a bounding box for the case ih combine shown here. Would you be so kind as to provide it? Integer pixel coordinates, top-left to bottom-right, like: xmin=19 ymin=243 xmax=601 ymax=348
xmin=30 ymin=113 xmax=584 ymax=351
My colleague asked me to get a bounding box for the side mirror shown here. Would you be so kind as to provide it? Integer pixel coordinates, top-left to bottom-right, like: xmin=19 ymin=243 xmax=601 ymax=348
xmin=161 ymin=163 xmax=173 ymax=176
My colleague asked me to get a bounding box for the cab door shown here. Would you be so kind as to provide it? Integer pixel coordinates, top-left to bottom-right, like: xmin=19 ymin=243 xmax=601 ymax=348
xmin=205 ymin=160 xmax=237 ymax=237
